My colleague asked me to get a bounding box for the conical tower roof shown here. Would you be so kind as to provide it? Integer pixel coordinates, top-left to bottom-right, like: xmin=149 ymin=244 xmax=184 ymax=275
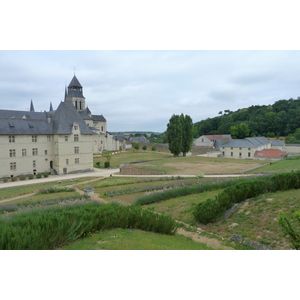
xmin=68 ymin=75 xmax=82 ymax=88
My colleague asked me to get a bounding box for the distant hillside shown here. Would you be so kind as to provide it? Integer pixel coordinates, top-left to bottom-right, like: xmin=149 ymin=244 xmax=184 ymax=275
xmin=193 ymin=97 xmax=300 ymax=138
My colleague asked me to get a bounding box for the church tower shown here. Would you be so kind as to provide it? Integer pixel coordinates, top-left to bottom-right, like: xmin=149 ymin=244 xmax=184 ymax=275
xmin=65 ymin=75 xmax=86 ymax=111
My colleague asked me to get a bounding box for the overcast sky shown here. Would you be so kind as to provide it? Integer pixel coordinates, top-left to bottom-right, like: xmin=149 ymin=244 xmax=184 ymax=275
xmin=1 ymin=50 xmax=300 ymax=133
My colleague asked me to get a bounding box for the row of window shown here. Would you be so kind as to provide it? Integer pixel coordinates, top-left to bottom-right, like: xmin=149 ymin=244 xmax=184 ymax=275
xmin=10 ymin=158 xmax=80 ymax=171
xmin=9 ymin=147 xmax=80 ymax=157
xmin=8 ymin=135 xmax=79 ymax=143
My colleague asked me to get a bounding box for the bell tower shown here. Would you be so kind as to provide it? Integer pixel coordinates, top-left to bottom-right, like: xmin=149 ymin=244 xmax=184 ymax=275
xmin=65 ymin=75 xmax=86 ymax=111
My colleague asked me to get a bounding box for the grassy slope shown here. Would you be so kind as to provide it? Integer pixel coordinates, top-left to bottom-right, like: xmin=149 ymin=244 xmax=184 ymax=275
xmin=61 ymin=228 xmax=214 ymax=250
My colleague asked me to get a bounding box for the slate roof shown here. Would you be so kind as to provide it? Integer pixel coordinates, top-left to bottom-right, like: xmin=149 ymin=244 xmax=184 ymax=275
xmin=0 ymin=103 xmax=95 ymax=135
xmin=51 ymin=102 xmax=95 ymax=135
xmin=68 ymin=75 xmax=82 ymax=88
xmin=92 ymin=114 xmax=106 ymax=122
xmin=222 ymin=137 xmax=271 ymax=148
xmin=271 ymin=140 xmax=285 ymax=146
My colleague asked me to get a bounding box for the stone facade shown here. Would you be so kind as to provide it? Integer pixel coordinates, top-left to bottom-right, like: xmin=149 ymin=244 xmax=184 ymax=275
xmin=0 ymin=75 xmax=119 ymax=178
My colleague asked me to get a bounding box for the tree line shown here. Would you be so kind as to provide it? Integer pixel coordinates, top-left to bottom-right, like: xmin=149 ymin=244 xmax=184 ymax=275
xmin=193 ymin=97 xmax=300 ymax=139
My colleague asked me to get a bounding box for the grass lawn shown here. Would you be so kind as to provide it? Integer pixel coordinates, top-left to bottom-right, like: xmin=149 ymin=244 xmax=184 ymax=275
xmin=250 ymin=157 xmax=300 ymax=173
xmin=61 ymin=228 xmax=214 ymax=250
xmin=94 ymin=150 xmax=172 ymax=168
xmin=129 ymin=156 xmax=271 ymax=175
xmin=145 ymin=190 xmax=222 ymax=226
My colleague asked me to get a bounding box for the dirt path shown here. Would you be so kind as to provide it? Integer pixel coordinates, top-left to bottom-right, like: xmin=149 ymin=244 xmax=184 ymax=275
xmin=177 ymin=228 xmax=233 ymax=250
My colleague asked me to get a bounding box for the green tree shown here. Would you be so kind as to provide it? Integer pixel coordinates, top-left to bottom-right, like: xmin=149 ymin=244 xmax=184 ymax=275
xmin=166 ymin=114 xmax=183 ymax=156
xmin=142 ymin=145 xmax=147 ymax=151
xmin=132 ymin=141 xmax=139 ymax=150
xmin=180 ymin=114 xmax=194 ymax=156
xmin=151 ymin=144 xmax=157 ymax=151
xmin=229 ymin=123 xmax=250 ymax=139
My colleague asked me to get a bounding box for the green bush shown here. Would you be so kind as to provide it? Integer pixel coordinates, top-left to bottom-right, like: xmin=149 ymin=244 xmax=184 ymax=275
xmin=278 ymin=211 xmax=300 ymax=250
xmin=36 ymin=186 xmax=75 ymax=194
xmin=0 ymin=202 xmax=179 ymax=250
xmin=20 ymin=175 xmax=27 ymax=181
xmin=11 ymin=177 xmax=17 ymax=182
xmin=3 ymin=177 xmax=8 ymax=183
xmin=151 ymin=145 xmax=157 ymax=151
xmin=43 ymin=172 xmax=49 ymax=178
xmin=95 ymin=162 xmax=101 ymax=168
xmin=104 ymin=161 xmax=110 ymax=168
xmin=28 ymin=174 xmax=34 ymax=180
xmin=36 ymin=173 xmax=42 ymax=179
xmin=193 ymin=171 xmax=300 ymax=224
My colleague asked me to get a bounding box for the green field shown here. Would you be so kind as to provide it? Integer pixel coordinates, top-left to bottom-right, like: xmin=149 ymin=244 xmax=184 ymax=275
xmin=1 ymin=152 xmax=300 ymax=250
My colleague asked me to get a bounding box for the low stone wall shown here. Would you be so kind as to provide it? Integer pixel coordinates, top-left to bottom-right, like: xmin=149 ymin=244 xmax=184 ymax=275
xmin=231 ymin=234 xmax=274 ymax=250
xmin=120 ymin=165 xmax=165 ymax=176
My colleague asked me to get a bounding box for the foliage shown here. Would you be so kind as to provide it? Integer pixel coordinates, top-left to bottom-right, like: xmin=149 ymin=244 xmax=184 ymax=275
xmin=36 ymin=173 xmax=42 ymax=178
xmin=43 ymin=172 xmax=50 ymax=178
xmin=278 ymin=211 xmax=300 ymax=250
xmin=142 ymin=145 xmax=147 ymax=151
xmin=167 ymin=114 xmax=182 ymax=156
xmin=102 ymin=151 xmax=112 ymax=162
xmin=193 ymin=97 xmax=300 ymax=138
xmin=95 ymin=161 xmax=101 ymax=168
xmin=36 ymin=186 xmax=75 ymax=194
xmin=132 ymin=141 xmax=140 ymax=150
xmin=166 ymin=113 xmax=193 ymax=156
xmin=20 ymin=175 xmax=27 ymax=181
xmin=0 ymin=202 xmax=179 ymax=249
xmin=193 ymin=171 xmax=300 ymax=224
xmin=28 ymin=174 xmax=34 ymax=180
xmin=104 ymin=161 xmax=110 ymax=168
xmin=151 ymin=144 xmax=157 ymax=151
xmin=133 ymin=178 xmax=246 ymax=206
xmin=229 ymin=122 xmax=250 ymax=139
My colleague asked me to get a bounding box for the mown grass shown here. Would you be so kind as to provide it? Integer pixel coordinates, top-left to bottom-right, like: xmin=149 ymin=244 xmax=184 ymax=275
xmin=0 ymin=177 xmax=93 ymax=200
xmin=61 ymin=228 xmax=214 ymax=250
xmin=94 ymin=150 xmax=172 ymax=168
xmin=250 ymin=157 xmax=300 ymax=173
xmin=145 ymin=190 xmax=222 ymax=225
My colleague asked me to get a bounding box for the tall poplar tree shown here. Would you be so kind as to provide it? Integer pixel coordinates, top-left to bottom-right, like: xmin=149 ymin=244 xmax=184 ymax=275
xmin=181 ymin=114 xmax=194 ymax=156
xmin=166 ymin=114 xmax=182 ymax=156
xmin=166 ymin=113 xmax=193 ymax=156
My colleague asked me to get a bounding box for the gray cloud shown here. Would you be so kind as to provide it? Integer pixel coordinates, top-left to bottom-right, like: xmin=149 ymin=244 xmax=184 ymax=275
xmin=1 ymin=50 xmax=300 ymax=132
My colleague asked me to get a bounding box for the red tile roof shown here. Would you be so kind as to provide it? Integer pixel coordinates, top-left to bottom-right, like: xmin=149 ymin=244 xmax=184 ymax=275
xmin=204 ymin=135 xmax=223 ymax=140
xmin=254 ymin=149 xmax=287 ymax=158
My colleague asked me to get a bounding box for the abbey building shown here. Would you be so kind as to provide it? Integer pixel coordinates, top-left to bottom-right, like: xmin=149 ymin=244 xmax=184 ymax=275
xmin=0 ymin=75 xmax=121 ymax=178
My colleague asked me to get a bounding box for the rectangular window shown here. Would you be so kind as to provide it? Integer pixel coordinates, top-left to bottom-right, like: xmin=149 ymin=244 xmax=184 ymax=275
xmin=101 ymin=126 xmax=104 ymax=131
xmin=10 ymin=162 xmax=16 ymax=170
xmin=9 ymin=149 xmax=16 ymax=157
xmin=22 ymin=149 xmax=27 ymax=156
xmin=74 ymin=125 xmax=79 ymax=130
xmin=45 ymin=150 xmax=48 ymax=155
xmin=74 ymin=134 xmax=79 ymax=142
xmin=33 ymin=160 xmax=36 ymax=168
xmin=32 ymin=148 xmax=38 ymax=156
xmin=65 ymin=136 xmax=68 ymax=142
xmin=74 ymin=146 xmax=79 ymax=154
xmin=9 ymin=135 xmax=15 ymax=143
xmin=75 ymin=158 xmax=79 ymax=164
xmin=231 ymin=152 xmax=233 ymax=157
xmin=32 ymin=135 xmax=37 ymax=142
xmin=248 ymin=152 xmax=251 ymax=157
xmin=66 ymin=159 xmax=69 ymax=165
xmin=47 ymin=135 xmax=51 ymax=142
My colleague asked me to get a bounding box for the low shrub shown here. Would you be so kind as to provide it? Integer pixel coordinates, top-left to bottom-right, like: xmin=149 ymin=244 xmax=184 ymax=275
xmin=193 ymin=171 xmax=300 ymax=224
xmin=104 ymin=161 xmax=110 ymax=168
xmin=43 ymin=172 xmax=50 ymax=178
xmin=28 ymin=174 xmax=34 ymax=180
xmin=3 ymin=177 xmax=8 ymax=183
xmin=36 ymin=186 xmax=75 ymax=194
xmin=11 ymin=177 xmax=17 ymax=182
xmin=0 ymin=202 xmax=179 ymax=249
xmin=36 ymin=173 xmax=42 ymax=179
xmin=20 ymin=175 xmax=27 ymax=181
xmin=0 ymin=204 xmax=19 ymax=214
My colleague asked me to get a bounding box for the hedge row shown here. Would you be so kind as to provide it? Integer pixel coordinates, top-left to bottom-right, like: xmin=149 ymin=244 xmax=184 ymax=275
xmin=0 ymin=202 xmax=178 ymax=250
xmin=133 ymin=177 xmax=251 ymax=206
xmin=193 ymin=171 xmax=300 ymax=224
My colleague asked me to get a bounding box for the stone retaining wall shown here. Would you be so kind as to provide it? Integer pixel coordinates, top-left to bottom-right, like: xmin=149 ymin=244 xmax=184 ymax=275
xmin=231 ymin=234 xmax=274 ymax=250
